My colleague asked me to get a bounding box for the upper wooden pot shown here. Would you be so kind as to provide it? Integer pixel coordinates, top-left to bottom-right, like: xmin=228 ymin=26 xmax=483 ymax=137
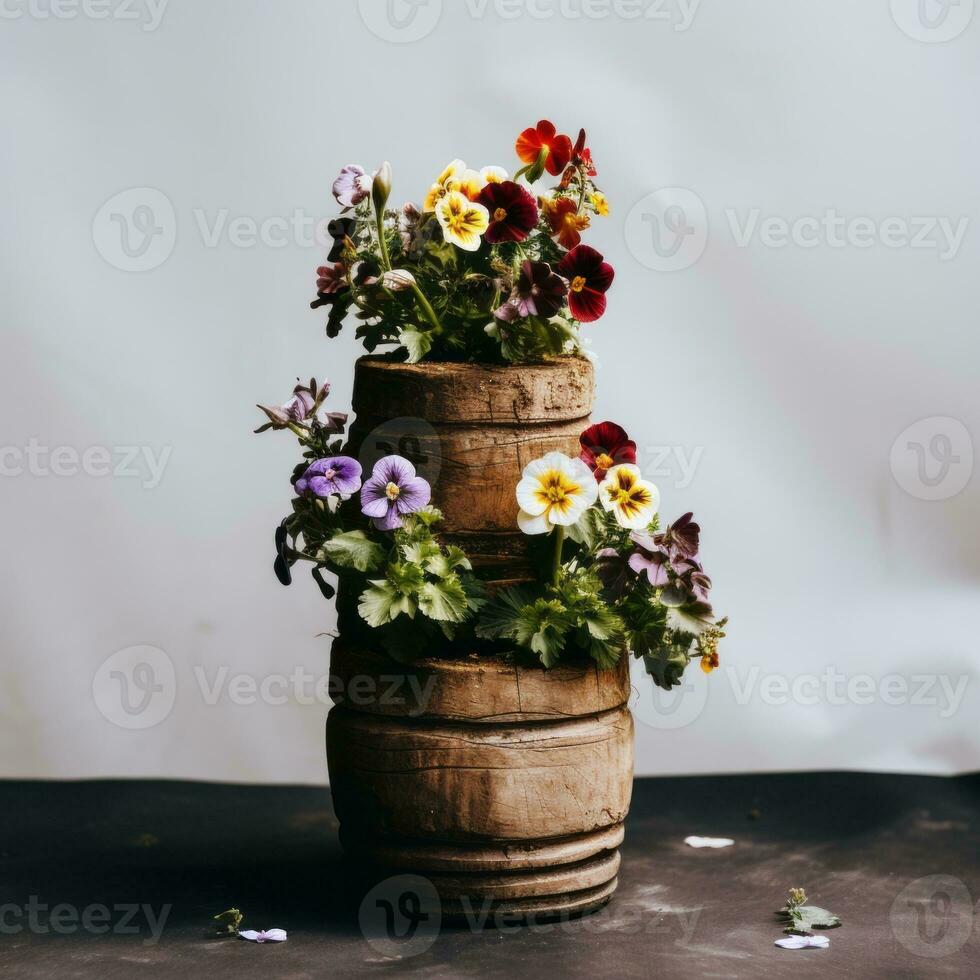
xmin=345 ymin=355 xmax=594 ymax=582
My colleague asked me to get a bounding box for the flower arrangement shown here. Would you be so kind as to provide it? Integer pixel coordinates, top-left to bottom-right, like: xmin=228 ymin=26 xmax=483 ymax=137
xmin=258 ymin=380 xmax=726 ymax=687
xmin=259 ymin=121 xmax=726 ymax=692
xmin=311 ymin=120 xmax=613 ymax=364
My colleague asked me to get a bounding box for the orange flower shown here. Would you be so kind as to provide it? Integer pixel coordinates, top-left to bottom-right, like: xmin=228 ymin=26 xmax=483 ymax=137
xmin=515 ymin=120 xmax=573 ymax=177
xmin=541 ymin=196 xmax=590 ymax=249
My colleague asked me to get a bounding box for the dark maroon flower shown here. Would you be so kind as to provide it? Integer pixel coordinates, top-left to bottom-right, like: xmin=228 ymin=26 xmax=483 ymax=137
xmin=477 ymin=180 xmax=538 ymax=244
xmin=556 ymin=245 xmax=614 ymax=323
xmin=326 ymin=217 xmax=355 ymax=262
xmin=494 ymin=260 xmax=567 ymax=321
xmin=579 ymin=421 xmax=637 ymax=481
xmin=659 ymin=512 xmax=700 ymax=559
xmin=596 ymin=547 xmax=633 ymax=599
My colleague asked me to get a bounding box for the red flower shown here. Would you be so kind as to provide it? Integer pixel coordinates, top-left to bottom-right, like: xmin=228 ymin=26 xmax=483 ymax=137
xmin=477 ymin=180 xmax=538 ymax=244
xmin=579 ymin=422 xmax=637 ymax=481
xmin=541 ymin=197 xmax=591 ymax=249
xmin=515 ymin=120 xmax=573 ymax=177
xmin=556 ymin=245 xmax=614 ymax=322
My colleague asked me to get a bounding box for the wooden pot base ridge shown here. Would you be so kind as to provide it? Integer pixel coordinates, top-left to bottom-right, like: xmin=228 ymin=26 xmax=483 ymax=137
xmin=327 ymin=646 xmax=634 ymax=920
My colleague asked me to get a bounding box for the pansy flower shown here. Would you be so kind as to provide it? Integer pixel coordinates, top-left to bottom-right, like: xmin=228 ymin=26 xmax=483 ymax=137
xmin=477 ymin=181 xmax=538 ymax=244
xmin=494 ymin=260 xmax=567 ymax=321
xmin=579 ymin=421 xmax=637 ymax=481
xmin=360 ymin=455 xmax=431 ymax=531
xmin=658 ymin=511 xmax=701 ymax=558
xmin=556 ymin=245 xmax=614 ymax=322
xmin=295 ymin=456 xmax=362 ymax=498
xmin=516 ymin=451 xmax=598 ymax=535
xmin=598 ymin=464 xmax=660 ymax=530
xmin=422 ymin=160 xmax=496 ymax=211
xmin=541 ymin=197 xmax=591 ymax=250
xmin=315 ymin=262 xmax=347 ymax=294
xmin=256 ymin=378 xmax=347 ymax=434
xmin=591 ymin=191 xmax=609 ymax=216
xmin=332 ymin=165 xmax=373 ymax=208
xmin=515 ymin=120 xmax=573 ymax=177
xmin=628 ymin=538 xmax=670 ymax=587
xmin=435 ymin=190 xmax=489 ymax=251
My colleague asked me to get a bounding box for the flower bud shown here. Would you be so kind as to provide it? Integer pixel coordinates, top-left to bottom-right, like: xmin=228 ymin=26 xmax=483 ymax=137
xmin=372 ymin=161 xmax=392 ymax=215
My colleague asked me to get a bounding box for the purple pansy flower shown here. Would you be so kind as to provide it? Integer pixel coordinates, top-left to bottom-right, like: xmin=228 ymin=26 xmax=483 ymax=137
xmin=255 ymin=377 xmax=347 ymax=434
xmin=360 ymin=455 xmax=431 ymax=531
xmin=627 ymin=531 xmax=670 ymax=586
xmin=295 ymin=456 xmax=362 ymax=498
xmin=494 ymin=260 xmax=567 ymax=322
xmin=332 ymin=165 xmax=373 ymax=208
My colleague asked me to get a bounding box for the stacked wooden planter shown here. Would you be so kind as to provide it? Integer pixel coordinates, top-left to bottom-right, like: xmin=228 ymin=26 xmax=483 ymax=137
xmin=326 ymin=357 xmax=635 ymax=919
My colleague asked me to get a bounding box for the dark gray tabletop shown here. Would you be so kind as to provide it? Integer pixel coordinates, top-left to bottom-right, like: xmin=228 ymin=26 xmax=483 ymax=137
xmin=1 ymin=773 xmax=977 ymax=978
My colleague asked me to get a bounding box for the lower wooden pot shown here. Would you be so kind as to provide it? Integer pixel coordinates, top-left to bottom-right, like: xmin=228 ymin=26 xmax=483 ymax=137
xmin=326 ymin=643 xmax=635 ymax=920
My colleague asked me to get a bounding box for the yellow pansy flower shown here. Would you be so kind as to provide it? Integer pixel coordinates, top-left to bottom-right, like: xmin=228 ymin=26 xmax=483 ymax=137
xmin=435 ymin=191 xmax=489 ymax=251
xmin=598 ymin=464 xmax=660 ymax=530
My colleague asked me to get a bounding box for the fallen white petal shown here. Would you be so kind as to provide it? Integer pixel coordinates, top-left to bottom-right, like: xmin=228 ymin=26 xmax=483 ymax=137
xmin=239 ymin=929 xmax=288 ymax=943
xmin=775 ymin=934 xmax=829 ymax=949
xmin=684 ymin=836 xmax=735 ymax=848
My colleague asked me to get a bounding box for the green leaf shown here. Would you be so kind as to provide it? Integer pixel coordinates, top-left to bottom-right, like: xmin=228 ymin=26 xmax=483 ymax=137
xmin=515 ymin=599 xmax=571 ymax=668
xmin=386 ymin=561 xmax=425 ymax=596
xmin=417 ymin=576 xmax=470 ymax=623
xmin=776 ymin=893 xmax=842 ymax=934
xmin=358 ymin=580 xmax=416 ymax=627
xmin=426 ymin=545 xmax=472 ymax=576
xmin=400 ymin=327 xmax=433 ymax=364
xmin=401 ymin=538 xmax=441 ymax=567
xmin=565 ymin=506 xmax=602 ymax=550
xmin=320 ymin=530 xmax=385 ymax=572
xmin=665 ymin=601 xmax=716 ymax=637
xmin=475 ymin=587 xmax=531 ymax=640
xmin=641 ymin=642 xmax=692 ymax=690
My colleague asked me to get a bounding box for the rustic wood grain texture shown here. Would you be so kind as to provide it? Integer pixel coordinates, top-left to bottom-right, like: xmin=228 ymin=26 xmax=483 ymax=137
xmin=345 ymin=356 xmax=594 ymax=577
xmin=329 ymin=357 xmax=633 ymax=918
xmin=329 ymin=642 xmax=632 ymax=722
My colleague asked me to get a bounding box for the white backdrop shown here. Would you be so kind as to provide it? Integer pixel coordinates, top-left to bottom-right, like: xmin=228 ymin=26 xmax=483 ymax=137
xmin=2 ymin=0 xmax=978 ymax=783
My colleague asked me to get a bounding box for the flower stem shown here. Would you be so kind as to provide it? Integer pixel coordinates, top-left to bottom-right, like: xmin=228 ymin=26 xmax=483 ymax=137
xmin=286 ymin=422 xmax=310 ymax=443
xmin=409 ymin=280 xmax=443 ymax=334
xmin=375 ymin=211 xmax=391 ymax=271
xmin=551 ymin=525 xmax=565 ymax=587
